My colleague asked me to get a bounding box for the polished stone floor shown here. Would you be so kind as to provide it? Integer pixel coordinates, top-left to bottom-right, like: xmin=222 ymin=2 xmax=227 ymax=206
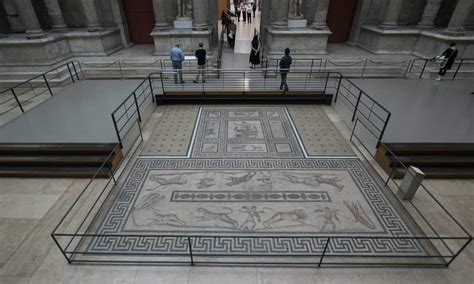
xmin=0 ymin=103 xmax=473 ymax=283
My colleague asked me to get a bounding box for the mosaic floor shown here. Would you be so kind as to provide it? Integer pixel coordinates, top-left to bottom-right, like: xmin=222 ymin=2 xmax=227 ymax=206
xmin=87 ymin=106 xmax=428 ymax=258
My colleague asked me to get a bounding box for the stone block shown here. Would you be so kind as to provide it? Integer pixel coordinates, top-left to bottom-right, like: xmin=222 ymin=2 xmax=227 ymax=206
xmin=265 ymin=26 xmax=331 ymax=55
xmin=396 ymin=166 xmax=425 ymax=200
xmin=288 ymin=19 xmax=307 ymax=29
xmin=151 ymin=28 xmax=214 ymax=55
xmin=174 ymin=19 xmax=193 ymax=29
xmin=66 ymin=28 xmax=123 ymax=56
xmin=357 ymin=25 xmax=418 ymax=54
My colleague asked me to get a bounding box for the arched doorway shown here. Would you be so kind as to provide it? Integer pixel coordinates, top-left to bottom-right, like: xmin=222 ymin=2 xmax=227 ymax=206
xmin=122 ymin=0 xmax=155 ymax=44
xmin=326 ymin=0 xmax=358 ymax=43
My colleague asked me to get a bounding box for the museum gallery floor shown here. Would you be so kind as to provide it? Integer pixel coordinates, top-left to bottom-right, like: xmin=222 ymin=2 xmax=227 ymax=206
xmin=81 ymin=106 xmax=434 ymax=262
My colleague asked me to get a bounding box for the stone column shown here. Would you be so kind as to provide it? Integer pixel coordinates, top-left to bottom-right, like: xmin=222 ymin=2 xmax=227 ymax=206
xmin=417 ymin=0 xmax=442 ymax=28
xmin=44 ymin=0 xmax=68 ymax=31
xmin=80 ymin=0 xmax=102 ymax=31
xmin=166 ymin=0 xmax=176 ymax=23
xmin=14 ymin=0 xmax=46 ymax=38
xmin=3 ymin=0 xmax=25 ymax=33
xmin=193 ymin=0 xmax=209 ymax=30
xmin=271 ymin=0 xmax=290 ymax=29
xmin=152 ymin=0 xmax=169 ymax=30
xmin=444 ymin=0 xmax=473 ymax=36
xmin=380 ymin=0 xmax=404 ymax=28
xmin=312 ymin=0 xmax=330 ymax=29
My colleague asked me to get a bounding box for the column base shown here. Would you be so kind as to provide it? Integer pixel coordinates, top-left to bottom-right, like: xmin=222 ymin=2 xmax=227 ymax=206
xmin=380 ymin=23 xmax=399 ymax=29
xmin=26 ymin=30 xmax=47 ymax=39
xmin=442 ymin=28 xmax=465 ymax=36
xmin=265 ymin=26 xmax=331 ymax=55
xmin=416 ymin=23 xmax=435 ymax=29
xmin=154 ymin=23 xmax=171 ymax=31
xmin=51 ymin=25 xmax=69 ymax=32
xmin=311 ymin=24 xmax=328 ymax=30
xmin=271 ymin=21 xmax=288 ymax=30
xmin=87 ymin=25 xmax=104 ymax=32
xmin=193 ymin=24 xmax=209 ymax=31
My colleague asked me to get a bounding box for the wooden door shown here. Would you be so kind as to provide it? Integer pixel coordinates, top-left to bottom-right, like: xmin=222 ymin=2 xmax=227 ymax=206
xmin=122 ymin=0 xmax=155 ymax=44
xmin=326 ymin=0 xmax=358 ymax=43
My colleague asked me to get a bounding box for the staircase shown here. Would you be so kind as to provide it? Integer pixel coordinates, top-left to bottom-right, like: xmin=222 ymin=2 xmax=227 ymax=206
xmin=375 ymin=143 xmax=474 ymax=179
xmin=0 ymin=143 xmax=122 ymax=178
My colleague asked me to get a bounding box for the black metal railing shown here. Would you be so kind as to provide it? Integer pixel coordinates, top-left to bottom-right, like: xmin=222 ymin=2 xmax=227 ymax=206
xmin=51 ymin=69 xmax=471 ymax=267
xmin=0 ymin=61 xmax=79 ymax=125
xmin=409 ymin=58 xmax=474 ymax=79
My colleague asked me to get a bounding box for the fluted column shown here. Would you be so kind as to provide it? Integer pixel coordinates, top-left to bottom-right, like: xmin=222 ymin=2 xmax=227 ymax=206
xmin=3 ymin=0 xmax=25 ymax=33
xmin=14 ymin=0 xmax=46 ymax=38
xmin=417 ymin=0 xmax=442 ymax=28
xmin=312 ymin=0 xmax=330 ymax=29
xmin=153 ymin=0 xmax=169 ymax=29
xmin=380 ymin=0 xmax=404 ymax=28
xmin=44 ymin=0 xmax=67 ymax=31
xmin=193 ymin=0 xmax=208 ymax=30
xmin=444 ymin=0 xmax=473 ymax=36
xmin=80 ymin=0 xmax=102 ymax=31
xmin=271 ymin=0 xmax=290 ymax=29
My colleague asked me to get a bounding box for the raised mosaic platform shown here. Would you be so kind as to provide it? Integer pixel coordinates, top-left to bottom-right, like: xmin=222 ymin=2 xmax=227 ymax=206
xmin=84 ymin=106 xmax=427 ymax=259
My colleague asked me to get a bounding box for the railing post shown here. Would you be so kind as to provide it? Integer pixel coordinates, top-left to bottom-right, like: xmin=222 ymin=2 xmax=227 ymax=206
xmin=148 ymin=76 xmax=155 ymax=103
xmin=403 ymin=60 xmax=411 ymax=78
xmin=118 ymin=61 xmax=124 ymax=79
xmin=43 ymin=74 xmax=53 ymax=96
xmin=132 ymin=91 xmax=142 ymax=122
xmin=111 ymin=113 xmax=123 ymax=148
xmin=453 ymin=59 xmax=463 ymax=80
xmin=71 ymin=61 xmax=80 ymax=81
xmin=419 ymin=59 xmax=428 ymax=79
xmin=323 ymin=72 xmax=329 ymax=94
xmin=160 ymin=72 xmax=166 ymax=97
xmin=361 ymin=59 xmax=368 ymax=78
xmin=188 ymin=236 xmax=194 ymax=266
xmin=318 ymin=237 xmax=330 ymax=267
xmin=352 ymin=90 xmax=363 ymax=122
xmin=310 ymin=59 xmax=314 ymax=78
xmin=334 ymin=74 xmax=342 ymax=103
xmin=78 ymin=61 xmax=85 ymax=80
xmin=377 ymin=112 xmax=391 ymax=147
xmin=66 ymin=63 xmax=75 ymax=83
xmin=11 ymin=89 xmax=24 ymax=113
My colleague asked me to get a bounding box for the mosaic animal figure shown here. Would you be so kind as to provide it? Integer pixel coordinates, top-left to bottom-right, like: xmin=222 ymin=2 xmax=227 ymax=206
xmin=343 ymin=200 xmax=376 ymax=230
xmin=146 ymin=175 xmax=188 ymax=191
xmin=233 ymin=122 xmax=258 ymax=138
xmin=195 ymin=207 xmax=239 ymax=229
xmin=132 ymin=208 xmax=186 ymax=228
xmin=226 ymin=171 xmax=256 ymax=186
xmin=262 ymin=208 xmax=308 ymax=229
xmin=314 ymin=207 xmax=341 ymax=232
xmin=280 ymin=172 xmax=344 ymax=191
xmin=196 ymin=177 xmax=216 ymax=189
xmin=239 ymin=206 xmax=265 ymax=230
xmin=135 ymin=193 xmax=165 ymax=210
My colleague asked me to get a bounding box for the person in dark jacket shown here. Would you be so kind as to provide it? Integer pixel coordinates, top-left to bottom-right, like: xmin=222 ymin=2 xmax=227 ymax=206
xmin=279 ymin=48 xmax=292 ymax=91
xmin=252 ymin=2 xmax=257 ymax=17
xmin=193 ymin=43 xmax=206 ymax=83
xmin=249 ymin=31 xmax=261 ymax=68
xmin=436 ymin=42 xmax=458 ymax=81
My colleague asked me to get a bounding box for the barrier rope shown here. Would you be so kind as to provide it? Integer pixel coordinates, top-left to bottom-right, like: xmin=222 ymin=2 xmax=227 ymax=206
xmin=121 ymin=60 xmax=161 ymax=67
xmin=367 ymin=59 xmax=410 ymax=65
xmin=326 ymin=60 xmax=364 ymax=66
xmin=80 ymin=61 xmax=119 ymax=68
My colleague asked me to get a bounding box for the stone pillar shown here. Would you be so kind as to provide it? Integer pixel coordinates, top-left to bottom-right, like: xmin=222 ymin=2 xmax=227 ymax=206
xmin=44 ymin=0 xmax=68 ymax=31
xmin=193 ymin=0 xmax=208 ymax=30
xmin=166 ymin=0 xmax=176 ymax=23
xmin=312 ymin=0 xmax=330 ymax=29
xmin=417 ymin=0 xmax=442 ymax=28
xmin=271 ymin=0 xmax=290 ymax=29
xmin=14 ymin=0 xmax=47 ymax=38
xmin=3 ymin=0 xmax=25 ymax=33
xmin=80 ymin=0 xmax=102 ymax=32
xmin=153 ymin=0 xmax=170 ymax=30
xmin=443 ymin=0 xmax=473 ymax=36
xmin=380 ymin=0 xmax=404 ymax=28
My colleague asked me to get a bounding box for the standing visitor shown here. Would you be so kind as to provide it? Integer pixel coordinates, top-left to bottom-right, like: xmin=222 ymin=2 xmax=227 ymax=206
xmin=241 ymin=3 xmax=246 ymax=23
xmin=246 ymin=3 xmax=252 ymax=24
xmin=228 ymin=20 xmax=237 ymax=49
xmin=279 ymin=48 xmax=292 ymax=91
xmin=193 ymin=43 xmax=206 ymax=83
xmin=236 ymin=4 xmax=241 ymax=22
xmin=170 ymin=44 xmax=185 ymax=84
xmin=221 ymin=11 xmax=229 ymax=33
xmin=249 ymin=30 xmax=261 ymax=68
xmin=252 ymin=2 xmax=257 ymax=18
xmin=435 ymin=42 xmax=458 ymax=81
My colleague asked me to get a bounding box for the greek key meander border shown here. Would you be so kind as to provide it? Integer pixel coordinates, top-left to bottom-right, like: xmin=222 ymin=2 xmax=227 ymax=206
xmin=88 ymin=158 xmax=424 ymax=256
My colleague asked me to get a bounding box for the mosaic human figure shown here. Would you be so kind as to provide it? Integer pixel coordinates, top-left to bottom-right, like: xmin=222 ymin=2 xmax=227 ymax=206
xmin=239 ymin=206 xmax=265 ymax=230
xmin=314 ymin=207 xmax=341 ymax=232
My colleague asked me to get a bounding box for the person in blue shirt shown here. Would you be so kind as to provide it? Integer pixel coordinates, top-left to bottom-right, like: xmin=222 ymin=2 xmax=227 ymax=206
xmin=170 ymin=44 xmax=185 ymax=84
